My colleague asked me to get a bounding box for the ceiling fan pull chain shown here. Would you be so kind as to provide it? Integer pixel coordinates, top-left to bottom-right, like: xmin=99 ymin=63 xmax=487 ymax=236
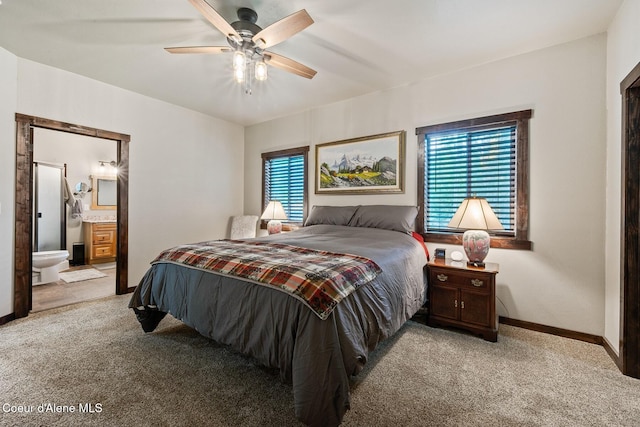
xmin=244 ymin=57 xmax=253 ymax=95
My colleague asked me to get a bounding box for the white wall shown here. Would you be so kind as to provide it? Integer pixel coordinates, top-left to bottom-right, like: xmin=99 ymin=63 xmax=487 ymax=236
xmin=245 ymin=35 xmax=608 ymax=335
xmin=0 ymin=47 xmax=18 ymax=318
xmin=604 ymin=0 xmax=640 ymax=354
xmin=0 ymin=56 xmax=244 ymax=318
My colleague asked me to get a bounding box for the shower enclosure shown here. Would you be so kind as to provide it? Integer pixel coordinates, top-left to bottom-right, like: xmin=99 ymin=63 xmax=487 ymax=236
xmin=33 ymin=162 xmax=67 ymax=251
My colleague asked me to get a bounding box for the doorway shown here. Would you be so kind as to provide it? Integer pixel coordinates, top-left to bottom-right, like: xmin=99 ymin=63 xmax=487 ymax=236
xmin=13 ymin=114 xmax=131 ymax=319
xmin=621 ymin=61 xmax=640 ymax=379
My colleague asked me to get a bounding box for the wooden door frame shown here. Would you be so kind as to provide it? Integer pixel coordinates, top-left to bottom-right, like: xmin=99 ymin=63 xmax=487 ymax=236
xmin=620 ymin=62 xmax=640 ymax=378
xmin=14 ymin=114 xmax=131 ymax=319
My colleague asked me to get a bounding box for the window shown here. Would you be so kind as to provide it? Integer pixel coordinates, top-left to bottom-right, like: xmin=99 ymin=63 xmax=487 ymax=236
xmin=262 ymin=146 xmax=309 ymax=226
xmin=416 ymin=110 xmax=532 ymax=249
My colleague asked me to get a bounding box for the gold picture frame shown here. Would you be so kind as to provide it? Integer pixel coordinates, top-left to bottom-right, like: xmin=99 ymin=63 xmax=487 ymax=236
xmin=315 ymin=130 xmax=405 ymax=194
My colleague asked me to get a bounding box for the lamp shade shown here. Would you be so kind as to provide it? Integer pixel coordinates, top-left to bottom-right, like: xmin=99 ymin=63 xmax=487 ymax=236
xmin=447 ymin=197 xmax=503 ymax=231
xmin=448 ymin=197 xmax=503 ymax=267
xmin=261 ymin=201 xmax=288 ymax=221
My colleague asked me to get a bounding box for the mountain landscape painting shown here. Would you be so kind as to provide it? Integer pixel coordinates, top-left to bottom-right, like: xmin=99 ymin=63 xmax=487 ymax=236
xmin=316 ymin=131 xmax=405 ymax=194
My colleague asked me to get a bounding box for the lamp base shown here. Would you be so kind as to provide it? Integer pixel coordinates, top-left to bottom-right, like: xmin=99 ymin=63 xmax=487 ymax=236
xmin=267 ymin=219 xmax=282 ymax=235
xmin=466 ymin=260 xmax=486 ymax=268
xmin=462 ymin=229 xmax=490 ymax=267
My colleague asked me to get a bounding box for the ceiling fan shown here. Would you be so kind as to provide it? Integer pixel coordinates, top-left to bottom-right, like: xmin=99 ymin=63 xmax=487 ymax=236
xmin=166 ymin=0 xmax=317 ymax=93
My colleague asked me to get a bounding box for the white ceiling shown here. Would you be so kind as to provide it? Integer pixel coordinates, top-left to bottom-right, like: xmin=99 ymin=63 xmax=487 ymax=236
xmin=0 ymin=0 xmax=622 ymax=126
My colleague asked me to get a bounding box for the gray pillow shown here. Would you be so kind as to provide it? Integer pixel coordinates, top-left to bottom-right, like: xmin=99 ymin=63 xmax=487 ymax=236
xmin=304 ymin=205 xmax=359 ymax=226
xmin=348 ymin=205 xmax=419 ymax=234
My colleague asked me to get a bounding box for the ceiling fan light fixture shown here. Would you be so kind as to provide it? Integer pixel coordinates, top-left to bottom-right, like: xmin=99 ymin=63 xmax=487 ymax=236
xmin=233 ymin=50 xmax=246 ymax=71
xmin=234 ymin=66 xmax=245 ymax=83
xmin=255 ymin=59 xmax=268 ymax=81
xmin=167 ymin=2 xmax=316 ymax=94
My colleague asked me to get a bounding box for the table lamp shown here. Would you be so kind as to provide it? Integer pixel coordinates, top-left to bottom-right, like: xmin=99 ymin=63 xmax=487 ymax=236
xmin=448 ymin=196 xmax=503 ymax=267
xmin=261 ymin=200 xmax=288 ymax=234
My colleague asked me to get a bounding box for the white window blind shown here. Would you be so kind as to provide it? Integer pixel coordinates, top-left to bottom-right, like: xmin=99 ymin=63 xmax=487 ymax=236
xmin=425 ymin=124 xmax=516 ymax=234
xmin=264 ymin=153 xmax=306 ymax=223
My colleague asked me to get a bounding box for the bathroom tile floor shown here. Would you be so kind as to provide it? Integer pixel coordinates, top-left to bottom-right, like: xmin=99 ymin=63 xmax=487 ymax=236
xmin=31 ymin=265 xmax=116 ymax=313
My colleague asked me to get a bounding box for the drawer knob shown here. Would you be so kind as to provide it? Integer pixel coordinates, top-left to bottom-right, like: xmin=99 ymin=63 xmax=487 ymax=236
xmin=471 ymin=279 xmax=483 ymax=287
xmin=437 ymin=274 xmax=448 ymax=282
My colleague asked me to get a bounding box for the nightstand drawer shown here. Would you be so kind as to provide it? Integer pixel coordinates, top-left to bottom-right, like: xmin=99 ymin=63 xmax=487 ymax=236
xmin=430 ymin=269 xmax=490 ymax=291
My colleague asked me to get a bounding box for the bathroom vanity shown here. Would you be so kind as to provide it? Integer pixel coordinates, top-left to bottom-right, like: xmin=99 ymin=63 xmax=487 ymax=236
xmin=83 ymin=221 xmax=116 ymax=264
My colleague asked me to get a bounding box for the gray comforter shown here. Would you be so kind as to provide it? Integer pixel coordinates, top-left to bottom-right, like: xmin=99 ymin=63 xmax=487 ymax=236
xmin=129 ymin=224 xmax=428 ymax=426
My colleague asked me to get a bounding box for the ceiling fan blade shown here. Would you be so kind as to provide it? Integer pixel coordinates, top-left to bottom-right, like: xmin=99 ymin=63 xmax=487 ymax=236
xmin=188 ymin=0 xmax=241 ymax=42
xmin=264 ymin=52 xmax=317 ymax=79
xmin=165 ymin=46 xmax=231 ymax=54
xmin=252 ymin=9 xmax=313 ymax=49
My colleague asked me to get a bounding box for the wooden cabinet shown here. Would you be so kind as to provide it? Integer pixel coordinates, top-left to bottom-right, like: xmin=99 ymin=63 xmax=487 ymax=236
xmin=427 ymin=258 xmax=499 ymax=342
xmin=83 ymin=222 xmax=116 ymax=265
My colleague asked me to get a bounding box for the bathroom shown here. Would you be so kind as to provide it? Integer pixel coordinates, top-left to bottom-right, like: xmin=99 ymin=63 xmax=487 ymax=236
xmin=32 ymin=128 xmax=117 ymax=311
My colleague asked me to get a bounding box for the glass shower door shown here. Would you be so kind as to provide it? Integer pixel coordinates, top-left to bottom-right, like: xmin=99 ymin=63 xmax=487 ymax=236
xmin=34 ymin=163 xmax=65 ymax=251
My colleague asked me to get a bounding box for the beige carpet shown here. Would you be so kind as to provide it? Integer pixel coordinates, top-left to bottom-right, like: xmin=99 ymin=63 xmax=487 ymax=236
xmin=0 ymin=295 xmax=638 ymax=426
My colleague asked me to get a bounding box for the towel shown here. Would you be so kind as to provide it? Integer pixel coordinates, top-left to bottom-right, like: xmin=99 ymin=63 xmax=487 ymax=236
xmin=63 ymin=178 xmax=76 ymax=207
xmin=71 ymin=198 xmax=83 ymax=219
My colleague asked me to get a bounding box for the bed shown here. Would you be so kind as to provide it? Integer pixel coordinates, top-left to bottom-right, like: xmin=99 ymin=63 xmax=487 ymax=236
xmin=129 ymin=205 xmax=428 ymax=426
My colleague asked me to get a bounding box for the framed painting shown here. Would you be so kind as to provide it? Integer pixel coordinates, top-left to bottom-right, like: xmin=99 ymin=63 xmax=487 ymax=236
xmin=315 ymin=130 xmax=405 ymax=194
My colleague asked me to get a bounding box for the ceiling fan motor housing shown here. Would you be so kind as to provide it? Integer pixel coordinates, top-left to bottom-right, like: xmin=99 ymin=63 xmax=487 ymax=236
xmin=227 ymin=8 xmax=263 ymax=54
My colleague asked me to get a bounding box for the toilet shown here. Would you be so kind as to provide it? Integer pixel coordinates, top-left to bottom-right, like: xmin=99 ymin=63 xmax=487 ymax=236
xmin=32 ymin=250 xmax=70 ymax=286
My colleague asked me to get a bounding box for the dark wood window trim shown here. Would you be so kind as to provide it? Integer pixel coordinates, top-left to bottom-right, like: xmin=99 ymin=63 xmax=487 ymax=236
xmin=13 ymin=114 xmax=131 ymax=319
xmin=261 ymin=146 xmax=309 ymax=230
xmin=416 ymin=110 xmax=532 ymax=250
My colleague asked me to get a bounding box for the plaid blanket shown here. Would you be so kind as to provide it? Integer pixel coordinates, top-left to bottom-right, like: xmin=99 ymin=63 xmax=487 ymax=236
xmin=151 ymin=240 xmax=382 ymax=320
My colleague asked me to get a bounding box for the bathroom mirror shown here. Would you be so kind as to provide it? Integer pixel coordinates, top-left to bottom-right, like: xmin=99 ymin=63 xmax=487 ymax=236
xmin=91 ymin=175 xmax=117 ymax=209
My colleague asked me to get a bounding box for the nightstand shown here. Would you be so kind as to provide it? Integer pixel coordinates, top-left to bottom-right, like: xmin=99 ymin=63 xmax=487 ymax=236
xmin=427 ymin=258 xmax=499 ymax=342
